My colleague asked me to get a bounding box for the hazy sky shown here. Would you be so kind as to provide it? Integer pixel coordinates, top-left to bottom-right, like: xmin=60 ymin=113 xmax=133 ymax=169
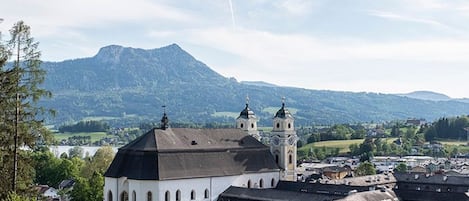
xmin=1 ymin=0 xmax=469 ymax=98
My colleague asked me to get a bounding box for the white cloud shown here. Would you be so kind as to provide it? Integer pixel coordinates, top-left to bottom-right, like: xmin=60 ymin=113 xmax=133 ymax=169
xmin=367 ymin=10 xmax=448 ymax=28
xmin=274 ymin=0 xmax=315 ymax=16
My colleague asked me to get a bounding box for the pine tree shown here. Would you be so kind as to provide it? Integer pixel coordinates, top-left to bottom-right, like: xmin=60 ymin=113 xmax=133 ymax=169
xmin=0 ymin=21 xmax=52 ymax=197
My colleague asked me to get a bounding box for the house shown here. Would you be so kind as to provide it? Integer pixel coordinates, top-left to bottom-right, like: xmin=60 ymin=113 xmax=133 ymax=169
xmin=393 ymin=173 xmax=469 ymax=201
xmin=35 ymin=185 xmax=59 ymax=201
xmin=218 ymin=173 xmax=398 ymax=201
xmin=322 ymin=166 xmax=351 ymax=180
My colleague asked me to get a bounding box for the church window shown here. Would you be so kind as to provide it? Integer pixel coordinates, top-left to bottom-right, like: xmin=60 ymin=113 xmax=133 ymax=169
xmin=276 ymin=123 xmax=280 ymax=128
xmin=165 ymin=191 xmax=170 ymax=201
xmin=271 ymin=178 xmax=275 ymax=187
xmin=247 ymin=180 xmax=252 ymax=188
xmin=204 ymin=189 xmax=209 ymax=199
xmin=121 ymin=191 xmax=129 ymax=201
xmin=251 ymin=123 xmax=254 ymax=128
xmin=147 ymin=191 xmax=152 ymax=201
xmin=275 ymin=155 xmax=279 ymax=164
xmin=259 ymin=179 xmax=264 ymax=188
xmin=132 ymin=191 xmax=136 ymax=201
xmin=108 ymin=191 xmax=113 ymax=201
xmin=191 ymin=190 xmax=196 ymax=200
xmin=289 ymin=154 xmax=293 ymax=164
xmin=176 ymin=190 xmax=181 ymax=201
xmin=240 ymin=123 xmax=244 ymax=128
xmin=288 ymin=123 xmax=291 ymax=128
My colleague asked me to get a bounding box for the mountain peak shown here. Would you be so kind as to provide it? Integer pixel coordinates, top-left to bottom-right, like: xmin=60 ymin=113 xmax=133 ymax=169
xmin=94 ymin=45 xmax=126 ymax=63
xmin=397 ymin=91 xmax=451 ymax=101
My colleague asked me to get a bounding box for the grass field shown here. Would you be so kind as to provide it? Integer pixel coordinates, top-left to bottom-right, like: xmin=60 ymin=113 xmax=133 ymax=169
xmin=299 ymin=139 xmax=364 ymax=154
xmin=54 ymin=132 xmax=108 ymax=143
xmin=299 ymin=138 xmax=398 ymax=154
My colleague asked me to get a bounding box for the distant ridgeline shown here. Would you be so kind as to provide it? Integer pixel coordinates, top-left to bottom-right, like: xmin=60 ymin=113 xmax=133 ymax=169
xmin=39 ymin=44 xmax=469 ymax=127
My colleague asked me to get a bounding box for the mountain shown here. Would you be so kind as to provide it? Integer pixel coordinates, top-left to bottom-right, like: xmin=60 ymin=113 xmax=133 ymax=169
xmin=39 ymin=44 xmax=469 ymax=127
xmin=396 ymin=91 xmax=452 ymax=101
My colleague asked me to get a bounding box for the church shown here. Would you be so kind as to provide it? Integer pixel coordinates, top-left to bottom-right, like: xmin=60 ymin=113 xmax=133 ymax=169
xmin=103 ymin=100 xmax=298 ymax=201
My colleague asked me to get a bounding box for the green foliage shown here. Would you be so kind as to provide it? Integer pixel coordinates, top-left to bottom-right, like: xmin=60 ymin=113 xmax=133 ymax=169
xmin=59 ymin=121 xmax=109 ymax=133
xmin=394 ymin=163 xmax=408 ymax=173
xmin=425 ymin=116 xmax=469 ymax=141
xmin=355 ymin=161 xmax=376 ymax=176
xmin=0 ymin=21 xmax=52 ymax=197
xmin=1 ymin=192 xmax=36 ymax=201
xmin=68 ymin=147 xmax=84 ymax=158
xmin=70 ymin=172 xmax=104 ymax=201
xmin=31 ymin=146 xmax=113 ymax=201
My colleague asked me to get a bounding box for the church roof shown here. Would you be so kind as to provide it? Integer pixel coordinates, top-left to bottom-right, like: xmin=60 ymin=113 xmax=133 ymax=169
xmin=104 ymin=128 xmax=279 ymax=180
xmin=274 ymin=103 xmax=293 ymax=119
xmin=237 ymin=104 xmax=256 ymax=119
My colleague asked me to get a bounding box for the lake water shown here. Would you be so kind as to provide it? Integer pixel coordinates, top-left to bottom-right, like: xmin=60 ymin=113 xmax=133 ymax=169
xmin=49 ymin=145 xmax=119 ymax=158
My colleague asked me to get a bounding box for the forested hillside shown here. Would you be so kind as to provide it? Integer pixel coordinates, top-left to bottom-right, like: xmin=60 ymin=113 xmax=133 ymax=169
xmin=39 ymin=44 xmax=469 ymax=127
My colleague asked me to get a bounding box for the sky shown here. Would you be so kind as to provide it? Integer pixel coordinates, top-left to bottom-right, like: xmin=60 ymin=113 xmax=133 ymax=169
xmin=1 ymin=0 xmax=469 ymax=98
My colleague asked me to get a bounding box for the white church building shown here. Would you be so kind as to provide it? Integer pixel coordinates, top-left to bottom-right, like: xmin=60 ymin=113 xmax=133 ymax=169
xmin=103 ymin=101 xmax=297 ymax=201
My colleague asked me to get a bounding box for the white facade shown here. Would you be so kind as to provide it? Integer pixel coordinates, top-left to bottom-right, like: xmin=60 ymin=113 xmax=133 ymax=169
xmin=270 ymin=103 xmax=298 ymax=181
xmin=104 ymin=172 xmax=279 ymax=201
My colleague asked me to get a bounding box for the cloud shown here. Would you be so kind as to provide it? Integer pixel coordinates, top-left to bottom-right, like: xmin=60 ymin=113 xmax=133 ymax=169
xmin=187 ymin=27 xmax=469 ymax=64
xmin=274 ymin=0 xmax=316 ymax=16
xmin=367 ymin=10 xmax=447 ymax=28
xmin=0 ymin=0 xmax=196 ymax=37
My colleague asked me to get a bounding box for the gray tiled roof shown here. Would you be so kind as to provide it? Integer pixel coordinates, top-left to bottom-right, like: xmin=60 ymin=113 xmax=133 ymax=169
xmin=394 ymin=173 xmax=469 ymax=186
xmin=104 ymin=128 xmax=279 ymax=180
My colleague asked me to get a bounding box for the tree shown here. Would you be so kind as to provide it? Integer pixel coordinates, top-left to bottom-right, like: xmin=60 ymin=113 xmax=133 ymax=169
xmin=355 ymin=161 xmax=376 ymax=176
xmin=68 ymin=147 xmax=84 ymax=159
xmin=0 ymin=21 xmax=52 ymax=197
xmin=81 ymin=146 xmax=114 ymax=178
xmin=394 ymin=163 xmax=408 ymax=173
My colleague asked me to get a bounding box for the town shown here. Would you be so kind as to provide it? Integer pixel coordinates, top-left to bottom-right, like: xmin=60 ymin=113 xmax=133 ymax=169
xmin=2 ymin=1 xmax=469 ymax=201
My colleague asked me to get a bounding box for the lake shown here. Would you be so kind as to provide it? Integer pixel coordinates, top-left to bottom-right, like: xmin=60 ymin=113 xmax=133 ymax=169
xmin=50 ymin=145 xmax=119 ymax=158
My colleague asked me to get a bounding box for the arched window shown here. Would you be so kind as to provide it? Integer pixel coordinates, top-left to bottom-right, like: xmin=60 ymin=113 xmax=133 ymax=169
xmin=271 ymin=178 xmax=275 ymax=187
xmin=121 ymin=191 xmax=129 ymax=201
xmin=108 ymin=191 xmax=113 ymax=201
xmin=289 ymin=154 xmax=293 ymax=164
xmin=275 ymin=155 xmax=279 ymax=164
xmin=176 ymin=190 xmax=181 ymax=201
xmin=165 ymin=191 xmax=170 ymax=201
xmin=259 ymin=179 xmax=264 ymax=188
xmin=132 ymin=191 xmax=136 ymax=201
xmin=276 ymin=123 xmax=280 ymax=128
xmin=240 ymin=123 xmax=244 ymax=128
xmin=251 ymin=123 xmax=254 ymax=128
xmin=191 ymin=190 xmax=196 ymax=200
xmin=147 ymin=191 xmax=152 ymax=201
xmin=288 ymin=123 xmax=291 ymax=128
xmin=247 ymin=180 xmax=252 ymax=188
xmin=204 ymin=189 xmax=209 ymax=199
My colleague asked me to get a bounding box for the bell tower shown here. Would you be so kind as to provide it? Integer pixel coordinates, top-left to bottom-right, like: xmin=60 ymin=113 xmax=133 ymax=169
xmin=270 ymin=97 xmax=297 ymax=181
xmin=236 ymin=96 xmax=261 ymax=140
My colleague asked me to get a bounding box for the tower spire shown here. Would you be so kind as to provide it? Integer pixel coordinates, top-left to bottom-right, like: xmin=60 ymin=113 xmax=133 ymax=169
xmin=160 ymin=105 xmax=169 ymax=130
